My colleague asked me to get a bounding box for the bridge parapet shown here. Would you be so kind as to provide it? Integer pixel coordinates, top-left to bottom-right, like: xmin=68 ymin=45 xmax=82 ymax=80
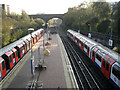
xmin=29 ymin=14 xmax=64 ymax=22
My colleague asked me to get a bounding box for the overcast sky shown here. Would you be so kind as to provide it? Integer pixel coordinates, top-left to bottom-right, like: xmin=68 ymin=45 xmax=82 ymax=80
xmin=1 ymin=0 xmax=119 ymax=15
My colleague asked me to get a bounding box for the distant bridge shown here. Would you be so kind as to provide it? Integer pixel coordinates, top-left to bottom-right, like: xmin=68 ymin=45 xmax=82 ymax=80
xmin=29 ymin=14 xmax=64 ymax=22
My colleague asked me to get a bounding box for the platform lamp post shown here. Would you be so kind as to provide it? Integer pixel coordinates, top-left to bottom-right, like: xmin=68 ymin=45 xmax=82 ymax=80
xmin=28 ymin=28 xmax=35 ymax=77
xmin=46 ymin=23 xmax=49 ymax=40
xmin=42 ymin=24 xmax=45 ymax=51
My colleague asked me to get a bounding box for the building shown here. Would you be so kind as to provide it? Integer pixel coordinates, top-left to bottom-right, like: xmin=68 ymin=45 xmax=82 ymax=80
xmin=0 ymin=4 xmax=10 ymax=15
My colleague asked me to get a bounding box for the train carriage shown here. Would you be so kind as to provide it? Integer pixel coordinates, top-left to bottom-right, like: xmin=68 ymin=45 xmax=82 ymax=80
xmin=0 ymin=57 xmax=6 ymax=79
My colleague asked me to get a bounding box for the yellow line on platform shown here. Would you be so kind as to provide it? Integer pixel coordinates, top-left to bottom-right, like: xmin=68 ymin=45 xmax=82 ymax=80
xmin=64 ymin=53 xmax=76 ymax=88
xmin=58 ymin=34 xmax=76 ymax=88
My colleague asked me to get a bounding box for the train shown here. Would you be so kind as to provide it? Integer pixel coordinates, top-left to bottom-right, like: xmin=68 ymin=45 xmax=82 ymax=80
xmin=67 ymin=29 xmax=120 ymax=88
xmin=0 ymin=28 xmax=44 ymax=81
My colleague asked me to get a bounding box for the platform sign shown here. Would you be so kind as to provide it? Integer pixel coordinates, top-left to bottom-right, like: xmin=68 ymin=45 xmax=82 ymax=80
xmin=31 ymin=56 xmax=35 ymax=76
xmin=109 ymin=39 xmax=113 ymax=47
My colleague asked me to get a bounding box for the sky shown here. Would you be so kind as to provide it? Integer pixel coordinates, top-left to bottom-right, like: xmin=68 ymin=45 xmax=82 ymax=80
xmin=0 ymin=0 xmax=119 ymax=15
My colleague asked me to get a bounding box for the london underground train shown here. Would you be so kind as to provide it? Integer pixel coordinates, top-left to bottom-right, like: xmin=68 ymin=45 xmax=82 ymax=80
xmin=0 ymin=28 xmax=43 ymax=80
xmin=67 ymin=29 xmax=120 ymax=88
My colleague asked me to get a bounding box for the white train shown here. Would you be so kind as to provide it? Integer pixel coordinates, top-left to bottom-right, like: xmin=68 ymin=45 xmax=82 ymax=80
xmin=0 ymin=29 xmax=44 ymax=80
xmin=67 ymin=29 xmax=120 ymax=88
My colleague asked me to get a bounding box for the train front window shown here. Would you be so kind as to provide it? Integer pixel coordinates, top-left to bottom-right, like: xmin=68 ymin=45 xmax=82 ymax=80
xmin=2 ymin=62 xmax=5 ymax=70
xmin=96 ymin=54 xmax=101 ymax=62
xmin=112 ymin=64 xmax=120 ymax=80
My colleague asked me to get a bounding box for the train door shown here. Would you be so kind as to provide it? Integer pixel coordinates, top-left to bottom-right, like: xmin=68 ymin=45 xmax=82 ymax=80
xmin=25 ymin=40 xmax=29 ymax=51
xmin=84 ymin=44 xmax=87 ymax=54
xmin=35 ymin=34 xmax=37 ymax=42
xmin=36 ymin=33 xmax=39 ymax=41
xmin=110 ymin=62 xmax=120 ymax=88
xmin=0 ymin=57 xmax=6 ymax=79
xmin=87 ymin=44 xmax=93 ymax=58
xmin=0 ymin=66 xmax=1 ymax=80
xmin=75 ymin=37 xmax=77 ymax=45
xmin=9 ymin=51 xmax=15 ymax=65
xmin=81 ymin=42 xmax=83 ymax=51
xmin=8 ymin=52 xmax=14 ymax=69
xmin=15 ymin=44 xmax=23 ymax=59
xmin=32 ymin=37 xmax=34 ymax=46
xmin=76 ymin=38 xmax=79 ymax=46
xmin=34 ymin=36 xmax=36 ymax=44
xmin=80 ymin=39 xmax=85 ymax=51
xmin=73 ymin=35 xmax=75 ymax=42
xmin=21 ymin=44 xmax=23 ymax=57
xmin=11 ymin=48 xmax=18 ymax=63
xmin=95 ymin=50 xmax=103 ymax=69
xmin=101 ymin=56 xmax=116 ymax=79
xmin=22 ymin=42 xmax=26 ymax=55
xmin=92 ymin=48 xmax=98 ymax=62
xmin=27 ymin=38 xmax=31 ymax=49
xmin=79 ymin=41 xmax=81 ymax=49
xmin=2 ymin=52 xmax=14 ymax=71
xmin=87 ymin=46 xmax=90 ymax=57
xmin=24 ymin=41 xmax=27 ymax=53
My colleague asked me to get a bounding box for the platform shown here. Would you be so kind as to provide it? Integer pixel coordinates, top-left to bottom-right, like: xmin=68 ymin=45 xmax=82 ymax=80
xmin=1 ymin=33 xmax=78 ymax=89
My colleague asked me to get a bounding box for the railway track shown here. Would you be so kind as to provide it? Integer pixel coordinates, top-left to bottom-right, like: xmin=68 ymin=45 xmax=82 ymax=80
xmin=60 ymin=35 xmax=101 ymax=89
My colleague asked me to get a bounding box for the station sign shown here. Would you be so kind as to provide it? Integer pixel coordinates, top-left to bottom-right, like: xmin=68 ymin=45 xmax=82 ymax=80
xmin=109 ymin=39 xmax=113 ymax=47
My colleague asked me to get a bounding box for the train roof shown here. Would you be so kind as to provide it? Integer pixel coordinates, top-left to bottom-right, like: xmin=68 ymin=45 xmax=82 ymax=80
xmin=67 ymin=29 xmax=120 ymax=63
xmin=68 ymin=29 xmax=98 ymax=45
xmin=0 ymin=29 xmax=43 ymax=56
xmin=97 ymin=45 xmax=120 ymax=63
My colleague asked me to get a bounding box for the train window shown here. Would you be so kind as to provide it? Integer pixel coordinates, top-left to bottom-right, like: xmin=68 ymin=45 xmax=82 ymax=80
xmin=2 ymin=62 xmax=5 ymax=70
xmin=103 ymin=57 xmax=107 ymax=68
xmin=92 ymin=51 xmax=94 ymax=57
xmin=13 ymin=52 xmax=15 ymax=58
xmin=103 ymin=60 xmax=105 ymax=68
xmin=84 ymin=44 xmax=87 ymax=49
xmin=96 ymin=54 xmax=101 ymax=62
xmin=16 ymin=51 xmax=18 ymax=57
xmin=9 ymin=55 xmax=12 ymax=63
xmin=20 ymin=48 xmax=22 ymax=53
xmin=81 ymin=42 xmax=83 ymax=47
xmin=106 ymin=61 xmax=111 ymax=71
xmin=87 ymin=47 xmax=89 ymax=53
xmin=112 ymin=64 xmax=120 ymax=80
